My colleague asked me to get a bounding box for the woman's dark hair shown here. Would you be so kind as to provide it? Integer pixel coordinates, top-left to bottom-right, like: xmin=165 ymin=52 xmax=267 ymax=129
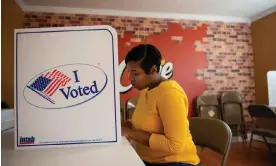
xmin=125 ymin=44 xmax=162 ymax=74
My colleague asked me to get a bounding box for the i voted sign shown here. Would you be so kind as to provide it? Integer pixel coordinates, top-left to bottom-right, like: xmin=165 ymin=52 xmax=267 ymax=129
xmin=24 ymin=64 xmax=108 ymax=109
xmin=15 ymin=25 xmax=120 ymax=148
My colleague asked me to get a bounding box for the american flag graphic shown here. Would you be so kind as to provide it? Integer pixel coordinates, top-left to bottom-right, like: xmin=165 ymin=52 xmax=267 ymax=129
xmin=27 ymin=69 xmax=71 ymax=104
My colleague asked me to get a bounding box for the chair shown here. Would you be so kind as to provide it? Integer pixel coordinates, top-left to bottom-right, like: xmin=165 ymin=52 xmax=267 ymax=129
xmin=189 ymin=117 xmax=232 ymax=166
xmin=248 ymin=105 xmax=276 ymax=156
xmin=196 ymin=95 xmax=222 ymax=119
xmin=125 ymin=96 xmax=139 ymax=120
xmin=221 ymin=91 xmax=247 ymax=142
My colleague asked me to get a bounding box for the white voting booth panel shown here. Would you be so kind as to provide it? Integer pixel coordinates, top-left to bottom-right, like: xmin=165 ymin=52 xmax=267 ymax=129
xmin=267 ymin=71 xmax=276 ymax=107
xmin=2 ymin=131 xmax=145 ymax=166
xmin=14 ymin=25 xmax=121 ymax=148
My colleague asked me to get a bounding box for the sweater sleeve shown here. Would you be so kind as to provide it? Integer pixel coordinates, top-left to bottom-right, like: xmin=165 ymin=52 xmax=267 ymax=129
xmin=149 ymin=90 xmax=189 ymax=154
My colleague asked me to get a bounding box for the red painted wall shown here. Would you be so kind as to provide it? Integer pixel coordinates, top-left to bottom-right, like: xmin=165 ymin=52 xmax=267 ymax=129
xmin=118 ymin=24 xmax=208 ymax=116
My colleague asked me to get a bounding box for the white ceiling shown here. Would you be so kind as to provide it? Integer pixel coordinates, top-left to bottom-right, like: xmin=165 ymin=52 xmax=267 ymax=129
xmin=17 ymin=0 xmax=276 ymax=23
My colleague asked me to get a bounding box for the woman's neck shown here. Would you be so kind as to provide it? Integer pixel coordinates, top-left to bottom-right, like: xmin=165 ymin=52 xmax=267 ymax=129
xmin=148 ymin=75 xmax=166 ymax=90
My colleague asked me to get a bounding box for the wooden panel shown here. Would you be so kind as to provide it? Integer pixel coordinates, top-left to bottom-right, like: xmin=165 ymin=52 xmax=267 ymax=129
xmin=252 ymin=12 xmax=276 ymax=105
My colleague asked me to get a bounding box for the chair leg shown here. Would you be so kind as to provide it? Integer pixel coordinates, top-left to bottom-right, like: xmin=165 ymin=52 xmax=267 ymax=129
xmin=243 ymin=124 xmax=248 ymax=140
xmin=239 ymin=124 xmax=247 ymax=144
xmin=196 ymin=146 xmax=204 ymax=156
xmin=248 ymin=133 xmax=254 ymax=159
xmin=242 ymin=136 xmax=247 ymax=145
xmin=243 ymin=129 xmax=247 ymax=144
xmin=201 ymin=146 xmax=204 ymax=152
xmin=262 ymin=136 xmax=273 ymax=152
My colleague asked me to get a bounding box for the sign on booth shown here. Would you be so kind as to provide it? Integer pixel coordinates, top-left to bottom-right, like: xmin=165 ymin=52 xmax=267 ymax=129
xmin=14 ymin=25 xmax=121 ymax=148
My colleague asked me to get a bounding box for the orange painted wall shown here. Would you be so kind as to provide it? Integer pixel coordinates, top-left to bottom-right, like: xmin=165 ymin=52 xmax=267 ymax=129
xmin=1 ymin=0 xmax=24 ymax=108
xmin=252 ymin=12 xmax=276 ymax=130
xmin=252 ymin=12 xmax=276 ymax=105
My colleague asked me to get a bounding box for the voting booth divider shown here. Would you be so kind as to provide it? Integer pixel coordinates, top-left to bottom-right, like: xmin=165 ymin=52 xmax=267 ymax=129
xmin=14 ymin=25 xmax=121 ymax=149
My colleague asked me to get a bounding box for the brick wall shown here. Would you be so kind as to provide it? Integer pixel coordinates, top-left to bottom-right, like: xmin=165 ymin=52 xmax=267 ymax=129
xmin=24 ymin=12 xmax=254 ymax=128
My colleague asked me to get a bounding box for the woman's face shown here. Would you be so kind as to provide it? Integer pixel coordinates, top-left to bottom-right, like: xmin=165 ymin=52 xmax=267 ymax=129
xmin=126 ymin=61 xmax=152 ymax=91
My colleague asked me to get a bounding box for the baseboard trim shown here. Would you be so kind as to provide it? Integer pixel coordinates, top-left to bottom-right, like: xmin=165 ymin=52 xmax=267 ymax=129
xmin=232 ymin=133 xmax=276 ymax=145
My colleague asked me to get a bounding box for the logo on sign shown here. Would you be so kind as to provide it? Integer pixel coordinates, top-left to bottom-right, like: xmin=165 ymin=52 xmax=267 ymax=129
xmin=27 ymin=69 xmax=72 ymax=104
xmin=24 ymin=64 xmax=108 ymax=109
xmin=19 ymin=136 xmax=35 ymax=144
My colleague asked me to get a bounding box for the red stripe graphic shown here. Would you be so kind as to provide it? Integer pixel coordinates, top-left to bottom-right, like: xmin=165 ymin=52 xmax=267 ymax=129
xmin=44 ymin=73 xmax=64 ymax=94
xmin=47 ymin=75 xmax=65 ymax=96
xmin=44 ymin=77 xmax=60 ymax=94
xmin=48 ymin=76 xmax=71 ymax=96
xmin=47 ymin=70 xmax=58 ymax=79
xmin=44 ymin=72 xmax=50 ymax=78
xmin=62 ymin=77 xmax=71 ymax=86
xmin=20 ymin=142 xmax=35 ymax=144
xmin=51 ymin=71 xmax=60 ymax=80
xmin=42 ymin=70 xmax=71 ymax=96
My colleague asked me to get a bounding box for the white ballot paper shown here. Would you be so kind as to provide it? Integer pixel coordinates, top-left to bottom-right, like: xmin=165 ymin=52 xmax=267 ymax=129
xmin=14 ymin=25 xmax=121 ymax=148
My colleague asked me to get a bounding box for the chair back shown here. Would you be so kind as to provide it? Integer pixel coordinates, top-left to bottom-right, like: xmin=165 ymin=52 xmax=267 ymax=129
xmin=221 ymin=91 xmax=244 ymax=125
xmin=189 ymin=117 xmax=232 ymax=166
xmin=196 ymin=95 xmax=221 ymax=119
xmin=126 ymin=96 xmax=139 ymax=119
xmin=248 ymin=105 xmax=276 ymax=118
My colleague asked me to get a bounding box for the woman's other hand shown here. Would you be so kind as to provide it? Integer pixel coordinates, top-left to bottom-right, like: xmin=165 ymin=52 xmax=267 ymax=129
xmin=122 ymin=126 xmax=132 ymax=140
xmin=121 ymin=120 xmax=132 ymax=129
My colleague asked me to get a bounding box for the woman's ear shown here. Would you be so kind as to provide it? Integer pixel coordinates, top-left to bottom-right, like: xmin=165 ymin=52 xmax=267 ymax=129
xmin=150 ymin=65 xmax=157 ymax=74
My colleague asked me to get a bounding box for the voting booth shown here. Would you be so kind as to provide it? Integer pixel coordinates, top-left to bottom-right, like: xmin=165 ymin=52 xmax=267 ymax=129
xmin=14 ymin=25 xmax=121 ymax=148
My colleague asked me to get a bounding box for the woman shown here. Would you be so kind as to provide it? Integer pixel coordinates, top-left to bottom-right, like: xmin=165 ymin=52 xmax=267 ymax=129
xmin=121 ymin=44 xmax=201 ymax=166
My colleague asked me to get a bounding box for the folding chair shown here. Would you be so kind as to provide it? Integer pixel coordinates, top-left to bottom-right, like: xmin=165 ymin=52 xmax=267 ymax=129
xmin=189 ymin=117 xmax=232 ymax=166
xmin=248 ymin=104 xmax=276 ymax=157
xmin=196 ymin=95 xmax=222 ymax=119
xmin=221 ymin=91 xmax=247 ymax=142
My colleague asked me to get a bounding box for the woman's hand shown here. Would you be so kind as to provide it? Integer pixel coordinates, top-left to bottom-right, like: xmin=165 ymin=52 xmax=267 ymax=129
xmin=121 ymin=120 xmax=132 ymax=129
xmin=122 ymin=128 xmax=151 ymax=146
xmin=130 ymin=129 xmax=151 ymax=146
xmin=121 ymin=120 xmax=151 ymax=146
xmin=122 ymin=126 xmax=133 ymax=140
xmin=121 ymin=120 xmax=133 ymax=140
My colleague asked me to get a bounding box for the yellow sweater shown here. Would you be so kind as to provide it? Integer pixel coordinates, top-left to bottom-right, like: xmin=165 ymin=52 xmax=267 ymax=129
xmin=131 ymin=80 xmax=200 ymax=165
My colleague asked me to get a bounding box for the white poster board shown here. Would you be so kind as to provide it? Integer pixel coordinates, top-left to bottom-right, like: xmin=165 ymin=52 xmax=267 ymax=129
xmin=14 ymin=25 xmax=121 ymax=148
xmin=267 ymin=71 xmax=276 ymax=107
